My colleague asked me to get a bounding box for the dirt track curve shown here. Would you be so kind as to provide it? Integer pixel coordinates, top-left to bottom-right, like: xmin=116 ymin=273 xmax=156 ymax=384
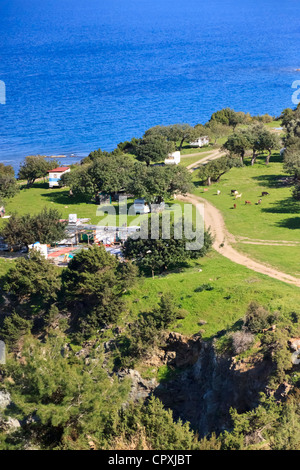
xmin=178 ymin=193 xmax=300 ymax=288
xmin=186 ymin=149 xmax=226 ymax=171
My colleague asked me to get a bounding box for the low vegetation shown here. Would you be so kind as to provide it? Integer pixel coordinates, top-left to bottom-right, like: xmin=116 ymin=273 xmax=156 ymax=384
xmin=1 ymin=106 xmax=300 ymax=451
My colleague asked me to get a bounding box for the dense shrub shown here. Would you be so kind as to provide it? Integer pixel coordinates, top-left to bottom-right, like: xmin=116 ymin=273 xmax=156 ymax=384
xmin=194 ymin=284 xmax=214 ymax=292
xmin=244 ymin=302 xmax=273 ymax=333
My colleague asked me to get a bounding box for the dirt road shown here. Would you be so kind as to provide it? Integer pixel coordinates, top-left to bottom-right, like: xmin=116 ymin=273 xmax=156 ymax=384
xmin=178 ymin=193 xmax=300 ymax=288
xmin=186 ymin=149 xmax=226 ymax=171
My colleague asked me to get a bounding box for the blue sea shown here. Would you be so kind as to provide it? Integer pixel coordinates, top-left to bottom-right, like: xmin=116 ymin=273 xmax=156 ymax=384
xmin=1 ymin=0 xmax=300 ymax=174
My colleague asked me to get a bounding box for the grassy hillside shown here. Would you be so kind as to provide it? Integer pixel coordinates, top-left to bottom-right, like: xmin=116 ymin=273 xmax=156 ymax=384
xmin=125 ymin=251 xmax=300 ymax=340
xmin=0 ymin=182 xmax=149 ymax=226
xmin=192 ymin=153 xmax=300 ymax=276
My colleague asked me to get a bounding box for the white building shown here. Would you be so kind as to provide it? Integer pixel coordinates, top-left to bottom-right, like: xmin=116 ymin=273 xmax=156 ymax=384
xmin=133 ymin=199 xmax=151 ymax=214
xmin=29 ymin=242 xmax=48 ymax=259
xmin=68 ymin=214 xmax=78 ymax=226
xmin=189 ymin=136 xmax=210 ymax=148
xmin=164 ymin=151 xmax=181 ymax=165
xmin=48 ymin=166 xmax=70 ymax=188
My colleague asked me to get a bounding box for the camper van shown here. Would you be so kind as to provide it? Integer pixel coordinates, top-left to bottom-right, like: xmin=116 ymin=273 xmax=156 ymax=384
xmin=133 ymin=199 xmax=150 ymax=214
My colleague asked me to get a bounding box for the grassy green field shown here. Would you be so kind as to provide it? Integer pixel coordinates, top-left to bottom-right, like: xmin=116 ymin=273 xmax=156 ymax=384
xmin=0 ymin=182 xmax=200 ymax=230
xmin=0 ymin=182 xmax=151 ymax=226
xmin=193 ymin=154 xmax=300 ymax=241
xmin=126 ymin=251 xmax=300 ymax=340
xmin=179 ymin=150 xmax=216 ymax=168
xmin=192 ymin=152 xmax=300 ymax=276
xmin=179 ymin=144 xmax=212 ymax=155
xmin=235 ymin=244 xmax=300 ymax=278
xmin=0 ymin=145 xmax=299 ymax=374
xmin=0 ymin=258 xmax=14 ymax=277
xmin=1 ymin=137 xmax=299 ymax=339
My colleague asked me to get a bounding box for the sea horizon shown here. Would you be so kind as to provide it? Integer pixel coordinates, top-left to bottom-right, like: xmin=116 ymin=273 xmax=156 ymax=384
xmin=1 ymin=0 xmax=300 ymax=174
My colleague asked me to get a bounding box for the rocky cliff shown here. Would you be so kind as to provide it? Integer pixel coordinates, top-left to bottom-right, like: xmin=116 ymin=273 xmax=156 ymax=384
xmin=154 ymin=337 xmax=273 ymax=437
xmin=117 ymin=331 xmax=274 ymax=438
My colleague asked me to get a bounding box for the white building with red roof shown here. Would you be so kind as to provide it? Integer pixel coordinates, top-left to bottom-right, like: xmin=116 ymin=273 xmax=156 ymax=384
xmin=48 ymin=166 xmax=70 ymax=188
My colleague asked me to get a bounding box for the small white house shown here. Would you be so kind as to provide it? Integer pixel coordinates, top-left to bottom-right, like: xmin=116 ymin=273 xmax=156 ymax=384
xmin=29 ymin=242 xmax=48 ymax=259
xmin=164 ymin=151 xmax=181 ymax=165
xmin=189 ymin=136 xmax=210 ymax=148
xmin=48 ymin=166 xmax=70 ymax=188
xmin=133 ymin=199 xmax=150 ymax=214
xmin=68 ymin=214 xmax=78 ymax=226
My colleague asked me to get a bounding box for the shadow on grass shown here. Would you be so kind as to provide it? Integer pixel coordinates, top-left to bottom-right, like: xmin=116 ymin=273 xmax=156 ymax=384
xmin=40 ymin=189 xmax=92 ymax=205
xmin=249 ymin=152 xmax=282 ymax=165
xmin=252 ymin=173 xmax=286 ymax=189
xmin=276 ymin=217 xmax=300 ymax=230
xmin=181 ymin=143 xmax=212 ymax=152
xmin=20 ymin=181 xmax=49 ymax=190
xmin=193 ymin=181 xmax=206 ymax=189
xmin=261 ymin=197 xmax=300 ymax=215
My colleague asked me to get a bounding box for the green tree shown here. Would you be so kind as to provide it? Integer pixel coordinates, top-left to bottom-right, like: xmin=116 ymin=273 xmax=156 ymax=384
xmin=280 ymin=105 xmax=300 ymax=129
xmin=117 ymin=137 xmax=142 ymax=155
xmin=63 ymin=155 xmax=134 ymax=201
xmin=197 ymin=156 xmax=239 ymax=186
xmin=3 ymin=250 xmax=61 ymax=313
xmin=0 ymin=163 xmax=19 ymax=200
xmin=3 ymin=334 xmax=130 ymax=450
xmin=292 ymin=182 xmax=300 ymax=200
xmin=0 ymin=208 xmax=67 ymax=248
xmin=257 ymin=129 xmax=281 ymax=165
xmin=136 ymin=135 xmax=174 ymax=166
xmin=244 ymin=301 xmax=272 ymax=334
xmin=144 ymin=124 xmax=199 ymax=151
xmin=18 ymin=156 xmax=59 ymax=187
xmin=168 ymin=124 xmax=199 ymax=151
xmin=128 ymin=165 xmax=192 ymax=203
xmin=283 ymin=143 xmax=300 ymax=182
xmin=224 ymin=126 xmax=281 ymax=165
xmin=62 ymin=245 xmax=136 ymax=337
xmin=282 ymin=117 xmax=300 ymax=199
xmin=243 ymin=123 xmax=277 ymax=166
xmin=0 ymin=312 xmax=32 ymax=347
xmin=221 ymin=395 xmax=281 ymax=450
xmin=81 ymin=147 xmax=123 ymax=165
xmin=152 ymin=293 xmax=181 ymax=329
xmin=210 ymin=108 xmax=246 ymax=130
xmin=123 ymin=219 xmax=213 ymax=277
xmin=118 ymin=293 xmax=187 ymax=365
xmin=113 ymin=396 xmax=200 ymax=450
xmin=205 ymin=121 xmax=231 ymax=145
xmin=223 ymin=129 xmax=251 ymax=164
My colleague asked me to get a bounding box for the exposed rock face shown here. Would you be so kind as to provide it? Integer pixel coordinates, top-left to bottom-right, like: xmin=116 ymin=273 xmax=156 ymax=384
xmin=163 ymin=332 xmax=202 ymax=368
xmin=143 ymin=332 xmax=202 ymax=369
xmin=0 ymin=341 xmax=5 ymax=365
xmin=0 ymin=390 xmax=11 ymax=410
xmin=112 ymin=331 xmax=273 ymax=437
xmin=117 ymin=369 xmax=158 ymax=402
xmin=155 ymin=340 xmax=273 ymax=438
xmin=290 ymin=338 xmax=300 ymax=365
xmin=0 ymin=416 xmax=20 ymax=433
xmin=0 ymin=390 xmax=21 ymax=433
